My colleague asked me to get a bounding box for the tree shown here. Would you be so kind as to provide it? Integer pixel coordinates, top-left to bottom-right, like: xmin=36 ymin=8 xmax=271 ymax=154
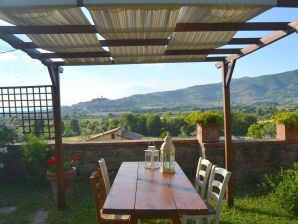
xmin=87 ymin=121 xmax=101 ymax=134
xmin=162 ymin=116 xmax=186 ymax=136
xmin=231 ymin=112 xmax=257 ymax=136
xmin=33 ymin=120 xmax=44 ymax=136
xmin=247 ymin=122 xmax=276 ymax=139
xmin=120 ymin=113 xmax=137 ymax=131
xmin=100 ymin=118 xmax=110 ymax=132
xmin=146 ymin=114 xmax=162 ymax=137
xmin=108 ymin=118 xmax=120 ymax=130
xmin=136 ymin=115 xmax=147 ymax=135
xmin=63 ymin=119 xmax=80 ymax=137
xmin=70 ymin=119 xmax=80 ymax=135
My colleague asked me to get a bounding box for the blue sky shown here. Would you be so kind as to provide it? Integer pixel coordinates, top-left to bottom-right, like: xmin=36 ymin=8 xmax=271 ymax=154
xmin=0 ymin=7 xmax=297 ymax=106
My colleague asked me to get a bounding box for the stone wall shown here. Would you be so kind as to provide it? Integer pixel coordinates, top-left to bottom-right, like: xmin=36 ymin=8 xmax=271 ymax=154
xmin=63 ymin=138 xmax=200 ymax=182
xmin=201 ymin=140 xmax=298 ymax=186
xmin=1 ymin=138 xmax=298 ymax=187
xmin=63 ymin=138 xmax=298 ymax=186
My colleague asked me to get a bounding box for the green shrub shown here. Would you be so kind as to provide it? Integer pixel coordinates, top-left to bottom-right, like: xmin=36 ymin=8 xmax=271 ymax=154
xmin=247 ymin=122 xmax=276 ymax=139
xmin=260 ymin=163 xmax=298 ymax=213
xmin=274 ymin=174 xmax=298 ymax=213
xmin=272 ymin=111 xmax=298 ymax=128
xmin=260 ymin=170 xmax=284 ymax=193
xmin=185 ymin=111 xmax=222 ymax=126
xmin=232 ymin=112 xmax=257 ymax=136
xmin=21 ymin=134 xmax=51 ymax=185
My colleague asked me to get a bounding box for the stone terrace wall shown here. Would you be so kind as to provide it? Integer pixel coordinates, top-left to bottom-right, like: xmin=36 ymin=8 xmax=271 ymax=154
xmin=63 ymin=139 xmax=200 ymax=182
xmin=201 ymin=140 xmax=298 ymax=185
xmin=63 ymin=139 xmax=298 ymax=186
xmin=2 ymin=139 xmax=297 ymax=187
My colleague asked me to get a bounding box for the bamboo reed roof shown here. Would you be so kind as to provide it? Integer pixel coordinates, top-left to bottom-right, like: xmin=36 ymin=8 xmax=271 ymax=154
xmin=0 ymin=0 xmax=297 ymax=66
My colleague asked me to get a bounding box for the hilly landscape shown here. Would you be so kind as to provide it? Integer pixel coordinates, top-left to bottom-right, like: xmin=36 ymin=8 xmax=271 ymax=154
xmin=62 ymin=69 xmax=298 ymax=115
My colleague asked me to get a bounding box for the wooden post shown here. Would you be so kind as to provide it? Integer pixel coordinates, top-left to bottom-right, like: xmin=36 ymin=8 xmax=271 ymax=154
xmin=222 ymin=61 xmax=236 ymax=207
xmin=48 ymin=65 xmax=66 ymax=209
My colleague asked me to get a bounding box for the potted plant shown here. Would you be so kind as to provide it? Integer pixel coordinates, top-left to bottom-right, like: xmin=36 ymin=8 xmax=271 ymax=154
xmin=272 ymin=111 xmax=298 ymax=141
xmin=186 ymin=111 xmax=222 ymax=143
xmin=47 ymin=154 xmax=78 ymax=199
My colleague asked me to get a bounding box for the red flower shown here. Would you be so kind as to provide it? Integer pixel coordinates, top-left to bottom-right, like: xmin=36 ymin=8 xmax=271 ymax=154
xmin=47 ymin=156 xmax=57 ymax=165
xmin=71 ymin=155 xmax=78 ymax=161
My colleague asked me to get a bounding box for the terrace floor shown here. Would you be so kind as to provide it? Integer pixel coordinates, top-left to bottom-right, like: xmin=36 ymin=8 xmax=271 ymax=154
xmin=0 ymin=174 xmax=297 ymax=224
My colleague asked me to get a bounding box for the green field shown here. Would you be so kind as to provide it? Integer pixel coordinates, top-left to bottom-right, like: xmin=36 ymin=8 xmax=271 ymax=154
xmin=0 ymin=174 xmax=297 ymax=224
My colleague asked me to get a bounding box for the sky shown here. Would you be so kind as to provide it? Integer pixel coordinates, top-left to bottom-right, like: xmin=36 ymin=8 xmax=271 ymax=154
xmin=0 ymin=7 xmax=297 ymax=106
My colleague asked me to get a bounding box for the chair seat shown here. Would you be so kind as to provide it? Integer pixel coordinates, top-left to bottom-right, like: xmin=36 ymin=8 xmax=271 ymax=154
xmin=100 ymin=209 xmax=130 ymax=223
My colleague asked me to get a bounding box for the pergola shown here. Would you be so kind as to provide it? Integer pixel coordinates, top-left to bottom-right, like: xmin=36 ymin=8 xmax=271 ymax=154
xmin=0 ymin=0 xmax=297 ymax=210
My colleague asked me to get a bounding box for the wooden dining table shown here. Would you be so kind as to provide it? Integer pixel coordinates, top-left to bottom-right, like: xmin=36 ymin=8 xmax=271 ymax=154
xmin=102 ymin=162 xmax=209 ymax=224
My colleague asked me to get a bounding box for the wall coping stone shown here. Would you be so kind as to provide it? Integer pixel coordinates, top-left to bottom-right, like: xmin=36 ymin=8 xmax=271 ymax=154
xmin=11 ymin=137 xmax=298 ymax=149
xmin=202 ymin=139 xmax=298 ymax=148
xmin=62 ymin=138 xmax=199 ymax=147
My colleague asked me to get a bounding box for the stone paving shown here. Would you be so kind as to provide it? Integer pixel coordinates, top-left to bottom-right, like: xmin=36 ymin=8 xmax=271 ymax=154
xmin=31 ymin=208 xmax=48 ymax=224
xmin=0 ymin=206 xmax=17 ymax=214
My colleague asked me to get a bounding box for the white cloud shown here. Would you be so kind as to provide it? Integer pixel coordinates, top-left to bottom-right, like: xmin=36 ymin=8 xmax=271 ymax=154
xmin=0 ymin=52 xmax=17 ymax=62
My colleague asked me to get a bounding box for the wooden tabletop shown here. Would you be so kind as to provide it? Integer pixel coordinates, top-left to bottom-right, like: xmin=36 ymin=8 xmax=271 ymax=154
xmin=102 ymin=162 xmax=209 ymax=217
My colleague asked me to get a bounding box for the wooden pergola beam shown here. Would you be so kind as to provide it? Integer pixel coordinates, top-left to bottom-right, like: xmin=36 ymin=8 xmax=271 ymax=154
xmin=45 ymin=57 xmax=225 ymax=66
xmin=174 ymin=22 xmax=290 ymax=32
xmin=221 ymin=60 xmax=236 ymax=208
xmin=101 ymin=38 xmax=261 ymax=46
xmin=99 ymin=38 xmax=261 ymax=46
xmin=0 ymin=22 xmax=291 ymax=35
xmin=34 ymin=48 xmax=241 ymax=59
xmin=37 ymin=51 xmax=111 ymax=59
xmin=164 ymin=48 xmax=241 ymax=55
xmin=8 ymin=38 xmax=261 ymax=50
xmin=47 ymin=64 xmax=65 ymax=209
xmin=277 ymin=0 xmax=298 ymax=7
xmin=0 ymin=34 xmax=53 ymax=66
xmin=101 ymin=39 xmax=168 ymax=46
xmin=0 ymin=25 xmax=97 ymax=34
xmin=216 ymin=19 xmax=298 ymax=68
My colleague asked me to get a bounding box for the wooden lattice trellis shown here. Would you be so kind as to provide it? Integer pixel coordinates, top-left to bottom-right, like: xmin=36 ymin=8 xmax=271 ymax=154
xmin=0 ymin=85 xmax=54 ymax=139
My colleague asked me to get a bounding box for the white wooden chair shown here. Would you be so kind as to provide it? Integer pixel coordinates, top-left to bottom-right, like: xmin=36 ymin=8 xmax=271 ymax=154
xmin=98 ymin=158 xmax=111 ymax=196
xmin=182 ymin=165 xmax=231 ymax=224
xmin=195 ymin=157 xmax=213 ymax=198
xmin=182 ymin=157 xmax=212 ymax=224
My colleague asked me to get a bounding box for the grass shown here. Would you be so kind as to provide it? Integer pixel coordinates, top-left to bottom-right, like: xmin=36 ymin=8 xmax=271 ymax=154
xmin=0 ymin=175 xmax=297 ymax=224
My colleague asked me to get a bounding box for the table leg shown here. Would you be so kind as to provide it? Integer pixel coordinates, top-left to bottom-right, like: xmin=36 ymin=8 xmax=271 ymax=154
xmin=129 ymin=215 xmax=139 ymax=224
xmin=171 ymin=214 xmax=182 ymax=224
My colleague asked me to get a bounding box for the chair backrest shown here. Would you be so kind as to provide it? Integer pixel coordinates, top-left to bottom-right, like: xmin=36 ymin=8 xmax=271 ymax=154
xmin=98 ymin=158 xmax=111 ymax=196
xmin=207 ymin=165 xmax=231 ymax=224
xmin=195 ymin=157 xmax=212 ymax=198
xmin=90 ymin=169 xmax=106 ymax=222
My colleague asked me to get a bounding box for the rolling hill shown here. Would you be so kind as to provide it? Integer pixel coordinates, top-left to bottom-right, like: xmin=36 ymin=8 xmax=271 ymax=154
xmin=62 ymin=69 xmax=298 ymax=114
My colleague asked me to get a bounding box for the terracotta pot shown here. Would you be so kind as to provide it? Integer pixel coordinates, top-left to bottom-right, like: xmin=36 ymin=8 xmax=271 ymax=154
xmin=197 ymin=123 xmax=220 ymax=143
xmin=47 ymin=168 xmax=76 ymax=199
xmin=276 ymin=123 xmax=298 ymax=141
